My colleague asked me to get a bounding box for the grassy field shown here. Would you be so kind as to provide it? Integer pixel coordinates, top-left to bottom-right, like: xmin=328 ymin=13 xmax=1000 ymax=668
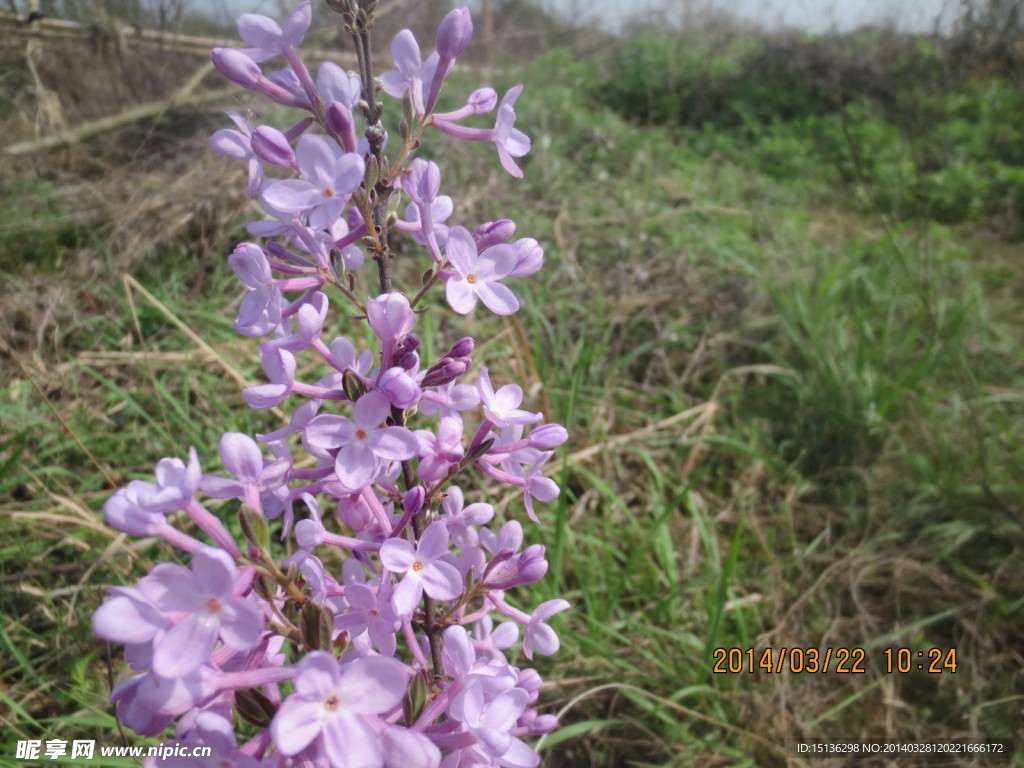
xmin=1 ymin=13 xmax=1023 ymax=768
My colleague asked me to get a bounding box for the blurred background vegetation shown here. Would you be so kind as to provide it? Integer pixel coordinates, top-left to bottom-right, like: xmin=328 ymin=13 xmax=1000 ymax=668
xmin=1 ymin=0 xmax=1023 ymax=766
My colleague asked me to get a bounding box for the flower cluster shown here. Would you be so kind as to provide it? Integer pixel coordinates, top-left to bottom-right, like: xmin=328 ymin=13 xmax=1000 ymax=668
xmin=93 ymin=3 xmax=568 ymax=767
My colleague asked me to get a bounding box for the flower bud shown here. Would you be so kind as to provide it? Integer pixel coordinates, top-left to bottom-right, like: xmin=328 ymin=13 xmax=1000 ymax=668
xmin=421 ymin=357 xmax=470 ymax=387
xmin=396 ymin=333 xmax=422 ymax=358
xmin=295 ymin=518 xmax=325 ymax=549
xmin=473 ymin=219 xmax=515 ymax=250
xmin=517 ymin=668 xmax=543 ymax=696
xmin=529 ymin=714 xmax=559 ymax=734
xmin=235 ymin=687 xmax=278 ymax=729
xmin=403 ymin=485 xmax=425 ymax=518
xmin=380 ymin=366 xmax=421 ymax=409
xmin=483 ymin=544 xmax=546 ymax=590
xmin=528 ymin=423 xmax=568 ymax=450
xmin=437 ymin=6 xmax=473 ymax=61
xmin=212 ymin=47 xmax=263 ymax=87
xmin=516 ymin=544 xmax=548 ymax=586
xmin=251 ymin=125 xmax=296 ymax=168
xmin=466 ymin=87 xmax=497 ymax=114
xmin=448 ymin=336 xmax=474 ymax=358
xmin=397 ymin=350 xmax=419 ymax=371
xmin=509 ymin=237 xmax=544 ymax=277
xmin=324 ymin=102 xmax=358 ymax=153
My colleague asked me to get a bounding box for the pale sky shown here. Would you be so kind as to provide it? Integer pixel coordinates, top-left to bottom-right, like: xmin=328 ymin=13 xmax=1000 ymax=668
xmin=21 ymin=0 xmax=963 ymax=35
xmin=539 ymin=0 xmax=958 ymax=34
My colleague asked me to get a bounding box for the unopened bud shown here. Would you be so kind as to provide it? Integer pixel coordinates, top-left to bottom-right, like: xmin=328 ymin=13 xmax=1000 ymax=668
xmin=466 ymin=87 xmax=497 ymax=114
xmin=342 ymin=369 xmax=367 ymax=401
xmin=251 ymin=125 xmax=296 ymax=168
xmin=325 ymin=101 xmax=358 ymax=153
xmin=212 ymin=48 xmax=262 ymax=88
xmin=473 ymin=219 xmax=515 ymax=250
xmin=437 ymin=6 xmax=473 ymax=61
xmin=421 ymin=357 xmax=469 ymax=387
xmin=509 ymin=237 xmax=544 ymax=277
xmin=448 ymin=336 xmax=474 ymax=358
xmin=403 ymin=485 xmax=425 ymax=518
xmin=528 ymin=423 xmax=568 ymax=450
xmin=235 ymin=687 xmax=277 ymax=728
xmin=294 ymin=518 xmax=324 ymax=550
xmin=529 ymin=714 xmax=559 ymax=734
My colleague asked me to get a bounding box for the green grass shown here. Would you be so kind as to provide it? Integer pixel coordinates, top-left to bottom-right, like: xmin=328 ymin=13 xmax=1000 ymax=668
xmin=2 ymin=36 xmax=1023 ymax=768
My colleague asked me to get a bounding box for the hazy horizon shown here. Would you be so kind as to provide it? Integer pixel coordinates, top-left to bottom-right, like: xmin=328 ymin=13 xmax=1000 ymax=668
xmin=18 ymin=0 xmax=965 ymax=35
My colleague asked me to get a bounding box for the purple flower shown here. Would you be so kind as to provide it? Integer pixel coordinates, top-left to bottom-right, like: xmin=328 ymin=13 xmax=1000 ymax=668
xmin=415 ymin=413 xmax=464 ymax=482
xmin=199 ymin=432 xmax=290 ymax=510
xmin=251 ymin=124 xmax=297 ymax=168
xmin=444 ymin=226 xmax=519 ymax=316
xmin=436 ymin=7 xmax=473 ymax=62
xmin=317 ymin=61 xmax=361 ymax=109
xmin=229 ymin=242 xmax=283 ymax=337
xmin=142 ymin=711 xmax=264 ymax=768
xmin=509 ymin=237 xmax=544 ymax=277
xmin=521 ymin=451 xmax=560 ymax=522
xmin=396 ymin=159 xmax=451 ymax=261
xmin=236 ymin=1 xmax=312 ymax=62
xmin=382 ymin=725 xmax=441 ymax=768
xmin=261 ymin=134 xmax=364 ymax=229
xmin=209 ymin=112 xmax=262 ymax=194
xmin=380 ymin=29 xmax=441 ymax=115
xmin=439 ymin=485 xmax=493 ymax=550
xmin=523 ymin=599 xmax=570 ymax=660
xmin=432 ymin=86 xmax=531 ymax=178
xmin=271 ymin=651 xmax=409 ymax=763
xmin=484 ymin=544 xmax=547 ymax=590
xmin=449 ymin=679 xmax=535 ymax=766
xmin=266 ymin=290 xmax=328 ymax=353
xmin=418 ymin=380 xmax=480 ymax=417
xmin=92 ymin=586 xmax=167 ymax=648
xmin=333 ymin=583 xmax=400 ymax=656
xmin=379 ymin=365 xmax=422 ymax=410
xmin=137 ymin=547 xmax=263 ymax=678
xmin=302 ymin=391 xmax=419 ymax=491
xmin=477 ymin=367 xmax=542 ymax=427
xmin=379 ymin=521 xmax=463 ymax=616
xmin=367 ymin=292 xmax=416 ymax=369
xmin=243 ymin=345 xmax=296 ymax=409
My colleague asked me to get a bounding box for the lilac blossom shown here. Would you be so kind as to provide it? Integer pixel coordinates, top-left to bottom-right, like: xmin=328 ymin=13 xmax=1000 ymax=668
xmin=380 ymin=521 xmax=463 ymax=616
xmin=477 ymin=367 xmax=542 ymax=427
xmin=432 ymin=86 xmax=531 ymax=178
xmin=208 ymin=112 xmax=262 ymax=194
xmin=97 ymin=6 xmax=569 ymax=766
xmin=271 ymin=652 xmax=409 ymax=764
xmin=136 ymin=547 xmax=263 ymax=678
xmin=440 ymin=485 xmax=494 ymax=550
xmin=444 ymin=226 xmax=520 ymax=316
xmin=303 ymin=391 xmax=419 ymax=490
xmin=236 ymin=2 xmax=311 ymax=62
xmin=229 ymin=243 xmax=283 ymax=337
xmin=261 ymin=134 xmax=365 ymax=228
